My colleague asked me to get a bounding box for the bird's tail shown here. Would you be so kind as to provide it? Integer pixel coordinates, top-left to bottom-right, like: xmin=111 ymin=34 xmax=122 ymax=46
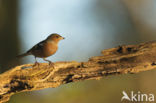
xmin=16 ymin=52 xmax=31 ymax=58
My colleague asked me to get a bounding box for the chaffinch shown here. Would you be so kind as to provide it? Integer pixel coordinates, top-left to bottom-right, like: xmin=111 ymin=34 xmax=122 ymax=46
xmin=17 ymin=33 xmax=65 ymax=66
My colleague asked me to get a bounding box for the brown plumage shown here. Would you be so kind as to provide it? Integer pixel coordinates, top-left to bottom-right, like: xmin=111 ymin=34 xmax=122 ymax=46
xmin=17 ymin=33 xmax=65 ymax=65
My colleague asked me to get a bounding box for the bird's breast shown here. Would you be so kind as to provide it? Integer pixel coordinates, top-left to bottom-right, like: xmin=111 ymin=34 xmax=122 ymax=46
xmin=43 ymin=42 xmax=58 ymax=57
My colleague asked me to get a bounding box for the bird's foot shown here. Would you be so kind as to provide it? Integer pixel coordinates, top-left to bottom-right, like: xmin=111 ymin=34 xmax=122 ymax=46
xmin=33 ymin=62 xmax=40 ymax=67
xmin=48 ymin=61 xmax=54 ymax=68
xmin=43 ymin=58 xmax=55 ymax=68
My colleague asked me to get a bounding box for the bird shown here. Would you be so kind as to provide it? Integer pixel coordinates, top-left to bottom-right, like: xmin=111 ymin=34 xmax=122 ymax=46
xmin=17 ymin=33 xmax=65 ymax=66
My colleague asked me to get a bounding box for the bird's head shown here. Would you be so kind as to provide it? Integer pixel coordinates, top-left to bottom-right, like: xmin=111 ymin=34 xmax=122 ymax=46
xmin=46 ymin=33 xmax=65 ymax=42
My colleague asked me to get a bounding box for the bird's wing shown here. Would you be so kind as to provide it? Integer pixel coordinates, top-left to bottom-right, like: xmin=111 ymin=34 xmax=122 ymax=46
xmin=27 ymin=40 xmax=45 ymax=53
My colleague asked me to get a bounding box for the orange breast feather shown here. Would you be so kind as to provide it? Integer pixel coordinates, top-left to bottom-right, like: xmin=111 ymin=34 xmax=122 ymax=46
xmin=43 ymin=42 xmax=58 ymax=57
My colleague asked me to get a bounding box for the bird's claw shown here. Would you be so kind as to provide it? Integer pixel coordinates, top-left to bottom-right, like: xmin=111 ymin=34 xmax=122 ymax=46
xmin=33 ymin=62 xmax=40 ymax=67
xmin=49 ymin=61 xmax=54 ymax=68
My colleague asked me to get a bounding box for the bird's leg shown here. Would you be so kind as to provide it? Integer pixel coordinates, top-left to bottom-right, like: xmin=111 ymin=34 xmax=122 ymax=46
xmin=33 ymin=57 xmax=39 ymax=67
xmin=43 ymin=58 xmax=52 ymax=64
xmin=43 ymin=58 xmax=54 ymax=67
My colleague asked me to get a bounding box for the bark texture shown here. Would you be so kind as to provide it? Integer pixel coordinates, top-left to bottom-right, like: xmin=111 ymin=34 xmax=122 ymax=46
xmin=1 ymin=41 xmax=156 ymax=103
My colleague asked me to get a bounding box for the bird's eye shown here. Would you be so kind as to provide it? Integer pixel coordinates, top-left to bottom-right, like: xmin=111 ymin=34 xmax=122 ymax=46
xmin=56 ymin=36 xmax=59 ymax=38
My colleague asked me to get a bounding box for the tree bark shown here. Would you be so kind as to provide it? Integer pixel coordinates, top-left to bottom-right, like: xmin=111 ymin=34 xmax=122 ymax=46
xmin=1 ymin=41 xmax=156 ymax=103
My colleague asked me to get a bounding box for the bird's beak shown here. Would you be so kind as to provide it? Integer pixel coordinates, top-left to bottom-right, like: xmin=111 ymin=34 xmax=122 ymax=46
xmin=62 ymin=37 xmax=65 ymax=39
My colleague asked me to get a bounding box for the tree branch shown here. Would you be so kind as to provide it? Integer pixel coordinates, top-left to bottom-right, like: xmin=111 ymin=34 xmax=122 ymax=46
xmin=1 ymin=41 xmax=156 ymax=102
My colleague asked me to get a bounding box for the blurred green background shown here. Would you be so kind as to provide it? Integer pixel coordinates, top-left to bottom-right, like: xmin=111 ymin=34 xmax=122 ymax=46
xmin=0 ymin=0 xmax=156 ymax=103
